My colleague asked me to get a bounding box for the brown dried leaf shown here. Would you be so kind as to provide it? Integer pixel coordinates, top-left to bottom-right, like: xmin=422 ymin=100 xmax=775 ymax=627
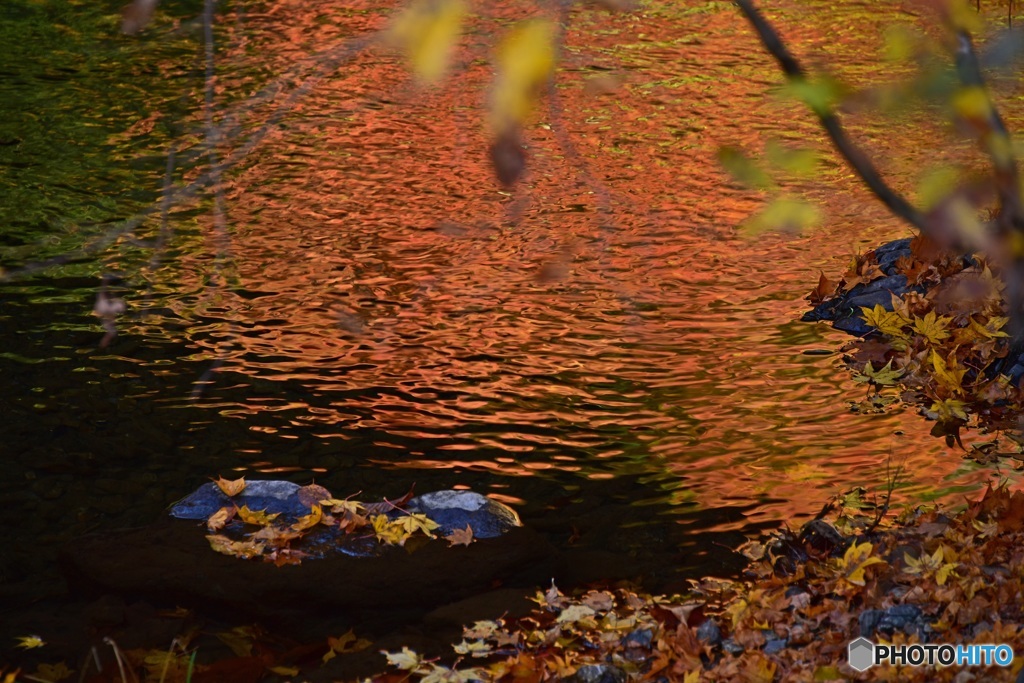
xmin=445 ymin=524 xmax=475 ymax=547
xmin=213 ymin=476 xmax=246 ymax=497
xmin=206 ymin=506 xmax=236 ymax=532
xmin=297 ymin=483 xmax=332 ymax=510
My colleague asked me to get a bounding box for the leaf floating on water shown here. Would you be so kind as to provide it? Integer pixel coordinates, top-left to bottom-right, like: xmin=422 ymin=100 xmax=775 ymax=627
xmin=323 ymin=630 xmax=373 ymax=663
xmin=297 ymin=483 xmax=332 ymax=510
xmin=382 ymin=646 xmax=423 ymax=671
xmin=213 ymin=476 xmax=246 ymax=497
xmin=15 ymin=635 xmax=45 ymax=649
xmin=445 ymin=524 xmax=474 ymax=547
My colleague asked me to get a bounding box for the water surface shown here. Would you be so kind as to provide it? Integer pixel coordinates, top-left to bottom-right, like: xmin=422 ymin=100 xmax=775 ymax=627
xmin=2 ymin=0 xmax=1022 ymax=666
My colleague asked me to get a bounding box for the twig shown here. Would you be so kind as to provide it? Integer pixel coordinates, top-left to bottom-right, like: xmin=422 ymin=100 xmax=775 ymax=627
xmin=733 ymin=0 xmax=930 ymax=234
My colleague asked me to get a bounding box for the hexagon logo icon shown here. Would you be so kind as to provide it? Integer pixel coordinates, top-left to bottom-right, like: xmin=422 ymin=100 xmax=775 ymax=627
xmin=848 ymin=637 xmax=875 ymax=672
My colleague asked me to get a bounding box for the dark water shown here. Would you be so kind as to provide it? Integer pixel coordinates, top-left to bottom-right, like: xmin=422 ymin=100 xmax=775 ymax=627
xmin=3 ymin=0 xmax=1023 ymax=673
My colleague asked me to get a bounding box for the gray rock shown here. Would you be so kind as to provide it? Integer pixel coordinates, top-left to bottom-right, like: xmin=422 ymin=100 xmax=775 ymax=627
xmin=573 ymin=664 xmax=627 ymax=683
xmin=697 ymin=618 xmax=722 ymax=646
xmin=406 ymin=490 xmax=521 ymax=539
xmin=166 ymin=483 xmax=522 ymax=557
xmin=169 ymin=481 xmax=305 ymax=521
xmin=860 ymin=604 xmax=927 ymax=639
xmin=763 ymin=635 xmax=788 ymax=655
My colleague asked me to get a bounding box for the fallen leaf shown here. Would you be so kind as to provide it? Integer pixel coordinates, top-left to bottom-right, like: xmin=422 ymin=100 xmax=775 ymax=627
xmin=206 ymin=506 xmax=236 ymax=531
xmin=236 ymin=505 xmax=280 ymax=526
xmin=445 ymin=524 xmax=475 ymax=547
xmin=15 ymin=636 xmax=44 ymax=649
xmin=297 ymin=483 xmax=332 ymax=510
xmin=206 ymin=534 xmax=265 ymax=559
xmin=323 ymin=630 xmax=373 ymax=662
xmin=213 ymin=476 xmax=246 ymax=497
xmin=33 ymin=662 xmax=73 ymax=682
xmin=292 ymin=504 xmax=323 ymax=532
xmin=382 ymin=646 xmax=423 ymax=671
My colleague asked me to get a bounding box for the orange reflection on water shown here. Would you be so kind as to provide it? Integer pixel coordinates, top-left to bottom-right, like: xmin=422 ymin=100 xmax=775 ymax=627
xmin=149 ymin=0 xmax=1024 ymax=533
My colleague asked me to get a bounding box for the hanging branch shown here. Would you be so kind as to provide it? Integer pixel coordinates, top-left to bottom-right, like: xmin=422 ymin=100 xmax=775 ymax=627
xmin=950 ymin=28 xmax=1024 ymax=230
xmin=733 ymin=0 xmax=931 ymax=234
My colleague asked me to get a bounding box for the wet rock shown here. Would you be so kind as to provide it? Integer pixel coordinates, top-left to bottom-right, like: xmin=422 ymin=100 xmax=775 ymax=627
xmin=722 ymin=638 xmax=744 ymax=655
xmin=59 ymin=517 xmax=558 ymax=620
xmin=406 ymin=490 xmax=521 ymax=539
xmin=763 ymin=635 xmax=788 ymax=655
xmin=169 ymin=480 xmax=307 ymax=521
xmin=697 ymin=618 xmax=722 ymax=646
xmin=573 ymin=664 xmax=627 ymax=683
xmin=803 ymin=274 xmax=914 ymax=336
xmin=873 ymin=238 xmax=913 ymax=275
xmin=859 ymin=604 xmax=928 ymax=639
xmin=61 ymin=482 xmax=553 ymax=619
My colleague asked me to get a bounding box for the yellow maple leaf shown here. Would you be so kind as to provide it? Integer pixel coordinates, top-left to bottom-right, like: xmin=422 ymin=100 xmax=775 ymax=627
xmin=854 ymin=359 xmax=905 ymax=386
xmin=490 ymin=18 xmax=556 ymax=133
xmin=396 ymin=513 xmax=440 ymax=538
xmin=15 ymin=635 xmax=45 ymax=649
xmin=839 ymin=541 xmax=886 ymax=586
xmin=970 ymin=315 xmax=1010 ymax=339
xmin=860 ymin=303 xmax=909 ymax=338
xmin=236 ymin=506 xmax=280 ymax=526
xmin=372 ymin=515 xmax=412 ymax=545
xmin=931 ymin=350 xmax=966 ymax=394
xmin=322 ymin=498 xmax=366 ymax=516
xmin=930 ymin=398 xmax=968 ymax=422
xmin=913 ymin=310 xmax=952 ymax=344
xmin=291 ymin=504 xmax=323 ymax=532
xmin=213 ymin=476 xmax=246 ymax=497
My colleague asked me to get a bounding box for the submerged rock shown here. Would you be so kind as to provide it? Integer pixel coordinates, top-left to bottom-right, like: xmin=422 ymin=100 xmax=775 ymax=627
xmin=169 ymin=480 xmax=306 ymax=521
xmin=406 ymin=490 xmax=521 ymax=539
xmin=59 ymin=482 xmax=553 ymax=618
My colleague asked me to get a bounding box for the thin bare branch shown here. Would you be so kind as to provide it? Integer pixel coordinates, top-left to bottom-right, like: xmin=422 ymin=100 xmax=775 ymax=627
xmin=734 ymin=0 xmax=930 ymax=234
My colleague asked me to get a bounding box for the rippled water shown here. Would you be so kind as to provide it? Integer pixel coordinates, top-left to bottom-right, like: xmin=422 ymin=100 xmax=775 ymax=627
xmin=3 ymin=0 xmax=1024 ymax=663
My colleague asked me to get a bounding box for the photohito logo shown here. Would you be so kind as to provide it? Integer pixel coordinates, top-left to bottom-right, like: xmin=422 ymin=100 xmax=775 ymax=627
xmin=848 ymin=637 xmax=1014 ymax=672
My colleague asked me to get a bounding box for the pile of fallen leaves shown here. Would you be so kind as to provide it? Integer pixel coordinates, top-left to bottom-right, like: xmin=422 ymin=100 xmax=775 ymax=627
xmin=203 ymin=477 xmax=472 ymax=566
xmin=811 ymin=234 xmax=1024 ymax=449
xmin=367 ymin=484 xmax=1024 ymax=682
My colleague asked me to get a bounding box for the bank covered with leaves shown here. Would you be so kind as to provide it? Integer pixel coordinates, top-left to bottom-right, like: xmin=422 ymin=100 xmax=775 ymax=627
xmin=367 ymin=485 xmax=1024 ymax=683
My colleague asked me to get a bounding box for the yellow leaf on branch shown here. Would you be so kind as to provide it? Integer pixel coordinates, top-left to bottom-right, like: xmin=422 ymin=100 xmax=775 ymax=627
xmin=388 ymin=0 xmax=466 ymax=83
xmin=490 ymin=18 xmax=556 ymax=133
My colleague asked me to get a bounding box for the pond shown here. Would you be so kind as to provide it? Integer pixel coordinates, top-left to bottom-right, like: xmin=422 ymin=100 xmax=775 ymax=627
xmin=2 ymin=0 xmax=1022 ymax=673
